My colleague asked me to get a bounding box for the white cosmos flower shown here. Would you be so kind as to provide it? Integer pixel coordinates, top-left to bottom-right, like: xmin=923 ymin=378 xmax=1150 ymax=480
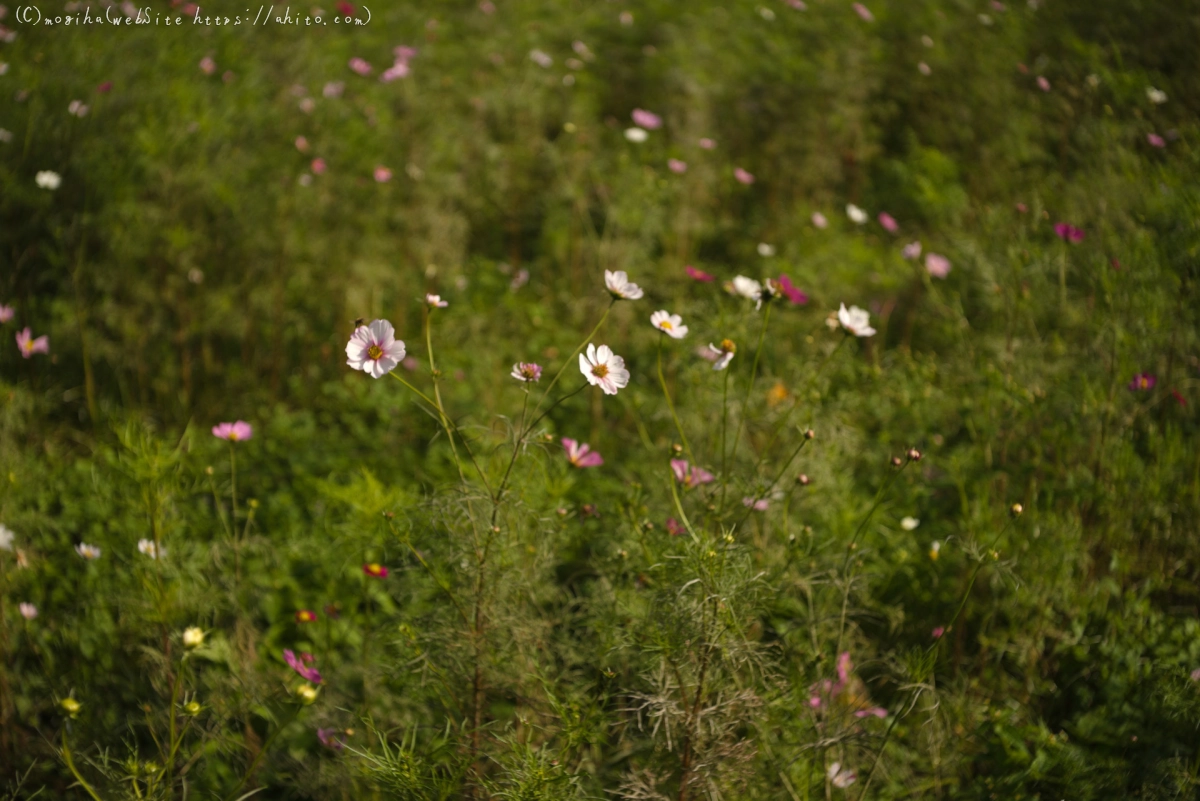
xmin=837 ymin=303 xmax=876 ymax=337
xmin=709 ymin=339 xmax=736 ymax=371
xmin=900 ymin=517 xmax=920 ymax=531
xmin=846 ymin=203 xmax=868 ymax=224
xmin=75 ymin=543 xmax=102 ymax=560
xmin=0 ymin=524 xmax=13 ymax=551
xmin=604 ymin=270 xmax=644 ymax=300
xmin=756 ymin=242 xmax=775 ymax=257
xmin=650 ymin=310 xmax=688 ymax=339
xmin=732 ymin=276 xmax=763 ymax=301
xmin=138 ymin=539 xmax=164 ymax=559
xmin=827 ymin=762 xmax=857 ymax=788
xmin=1146 ymin=87 xmax=1167 ymax=105
xmin=624 ymin=126 xmax=648 ymax=143
xmin=424 ymin=293 xmax=448 ymax=308
xmin=579 ymin=343 xmax=630 ymax=395
xmin=346 ymin=319 xmax=407 ymax=379
xmin=35 ymin=170 xmax=61 ymax=190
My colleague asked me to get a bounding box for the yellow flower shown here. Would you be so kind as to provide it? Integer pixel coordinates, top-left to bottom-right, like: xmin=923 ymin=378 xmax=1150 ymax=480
xmin=182 ymin=627 xmax=205 ymax=649
xmin=766 ymin=381 xmax=789 ymax=407
xmin=60 ymin=697 xmax=82 ymax=718
xmin=295 ymin=683 xmax=319 ymax=705
xmin=184 ymin=701 xmax=202 ymax=716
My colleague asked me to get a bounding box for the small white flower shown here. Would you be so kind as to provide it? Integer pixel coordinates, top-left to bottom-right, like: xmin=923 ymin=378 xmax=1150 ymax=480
xmin=921 ymin=35 xmax=934 ymax=47
xmin=137 ymin=539 xmax=164 ymax=559
xmin=0 ymin=524 xmax=13 ymax=551
xmin=0 ymin=128 xmax=12 ymax=144
xmin=624 ymin=126 xmax=648 ymax=143
xmin=918 ymin=61 xmax=931 ymax=76
xmin=756 ymin=242 xmax=775 ymax=257
xmin=346 ymin=319 xmax=407 ymax=379
xmin=75 ymin=543 xmax=102 ymax=560
xmin=758 ymin=6 xmax=775 ymax=20
xmin=424 ymin=293 xmax=448 ymax=308
xmin=978 ymin=13 xmax=993 ymax=24
xmin=929 ymin=540 xmax=941 ymax=560
xmin=0 ymin=62 xmax=8 ymax=75
xmin=709 ymin=340 xmax=736 ymax=371
xmin=827 ymin=762 xmax=856 ymax=788
xmin=579 ymin=343 xmax=630 ymax=396
xmin=19 ymin=602 xmax=37 ymax=620
xmin=811 ymin=211 xmax=828 ymax=229
xmin=900 ymin=517 xmax=920 ymax=531
xmin=529 ymin=49 xmax=553 ymax=68
xmin=35 ymin=170 xmax=61 ymax=190
xmin=67 ymin=100 xmax=89 ymax=117
xmin=837 ymin=303 xmax=876 ymax=337
xmin=1146 ymin=87 xmax=1167 ymax=105
xmin=732 ymin=276 xmax=763 ymax=303
xmin=650 ymin=310 xmax=688 ymax=339
xmin=604 ymin=270 xmax=644 ymax=300
xmin=182 ymin=626 xmax=206 ymax=649
xmin=846 ymin=203 xmax=868 ymax=224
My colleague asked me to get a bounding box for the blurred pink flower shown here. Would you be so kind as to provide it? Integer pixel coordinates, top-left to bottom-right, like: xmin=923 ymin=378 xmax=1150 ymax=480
xmin=787 ymin=0 xmax=807 ymax=8
xmin=1128 ymin=373 xmax=1156 ymax=391
xmin=698 ymin=137 xmax=716 ymax=149
xmin=1147 ymin=133 xmax=1165 ymax=148
xmin=925 ymin=253 xmax=951 ymax=279
xmin=349 ymin=57 xmax=372 ymax=76
xmin=666 ymin=518 xmax=685 ymax=536
xmin=374 ymin=166 xmax=393 ymax=182
xmin=685 ymin=265 xmax=715 ymax=282
xmin=670 ymin=460 xmax=715 ymax=488
xmin=563 ymin=438 xmax=603 ymax=468
xmin=317 ymin=727 xmax=344 ymax=751
xmin=381 ymin=63 xmax=410 ymax=82
xmin=19 ymin=602 xmax=36 ymax=620
xmin=323 ymin=81 xmax=345 ymax=98
xmin=295 ymin=136 xmax=309 ymax=152
xmin=284 ymin=649 xmax=323 ymax=683
xmin=777 ymin=275 xmax=808 ymax=305
xmin=1036 ymin=76 xmax=1051 ymax=92
xmin=336 ymin=2 xmax=355 ymax=16
xmin=852 ymin=2 xmax=874 ymax=21
xmin=15 ymin=328 xmax=48 ymax=358
xmin=394 ymin=46 xmax=418 ymax=62
xmin=734 ymin=167 xmax=755 ymax=185
xmin=212 ymin=421 xmax=252 ymax=442
xmin=97 ymin=81 xmax=113 ymax=94
xmin=1015 ymin=202 xmax=1027 ymax=213
xmin=1171 ymin=389 xmax=1186 ymax=407
xmin=855 ymin=707 xmax=888 ymax=719
xmin=742 ymin=497 xmax=769 ymax=511
xmin=877 ymin=212 xmax=898 ymax=233
xmin=311 ymin=158 xmax=327 ymax=174
xmin=346 ymin=319 xmax=406 ymax=378
xmin=199 ymin=56 xmax=216 ymax=75
xmin=667 ymin=158 xmax=688 ymax=174
xmin=631 ymin=109 xmax=662 ymax=130
xmin=0 ymin=305 xmax=13 ymax=323
xmin=902 ymin=241 xmax=922 ymax=260
xmin=1054 ymin=222 xmax=1084 ymax=242
xmin=811 ymin=212 xmax=828 ymax=229
xmin=932 ymin=626 xmax=945 ymax=639
xmin=363 ymin=562 xmax=389 ymax=578
xmin=479 ymin=0 xmax=496 ymax=13
xmin=1191 ymin=668 xmax=1200 ymax=682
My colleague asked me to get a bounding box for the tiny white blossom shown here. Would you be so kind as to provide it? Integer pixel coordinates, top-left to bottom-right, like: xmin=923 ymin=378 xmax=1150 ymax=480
xmin=138 ymin=539 xmax=164 ymax=559
xmin=604 ymin=270 xmax=644 ymax=300
xmin=579 ymin=343 xmax=630 ymax=395
xmin=0 ymin=524 xmax=13 ymax=551
xmin=424 ymin=293 xmax=448 ymax=308
xmin=1146 ymin=87 xmax=1167 ymax=105
xmin=900 ymin=517 xmax=920 ymax=531
xmin=846 ymin=203 xmax=868 ymax=224
xmin=529 ymin=49 xmax=553 ymax=68
xmin=756 ymin=243 xmax=775 ymax=257
xmin=75 ymin=543 xmax=102 ymax=560
xmin=35 ymin=170 xmax=61 ymax=190
xmin=624 ymin=126 xmax=648 ymax=143
xmin=837 ymin=303 xmax=876 ymax=337
xmin=650 ymin=310 xmax=688 ymax=339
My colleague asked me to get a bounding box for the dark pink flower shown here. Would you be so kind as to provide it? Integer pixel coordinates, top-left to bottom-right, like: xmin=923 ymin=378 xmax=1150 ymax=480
xmin=777 ymin=275 xmax=808 ymax=305
xmin=686 ymin=265 xmax=715 ymax=282
xmin=311 ymin=158 xmax=327 ymax=174
xmin=1128 ymin=373 xmax=1156 ymax=391
xmin=563 ymin=438 xmax=603 ymax=468
xmin=363 ymin=563 xmax=389 ymax=578
xmin=97 ymin=81 xmax=113 ymax=94
xmin=1111 ymin=258 xmax=1121 ymax=270
xmin=212 ymin=421 xmax=252 ymax=441
xmin=1171 ymin=389 xmax=1186 ymax=407
xmin=631 ymin=109 xmax=662 ymax=130
xmin=932 ymin=626 xmax=945 ymax=639
xmin=317 ymin=728 xmax=344 ymax=751
xmin=374 ymin=166 xmax=393 ymax=182
xmin=877 ymin=212 xmax=899 ymax=233
xmin=852 ymin=3 xmax=874 ymax=21
xmin=337 ymin=2 xmax=355 ymax=16
xmin=1147 ymin=133 xmax=1166 ymax=148
xmin=670 ymin=460 xmax=715 ymax=488
xmin=285 ymin=649 xmax=323 ymax=683
xmin=1054 ymin=222 xmax=1084 ymax=242
xmin=667 ymin=158 xmax=688 ymax=174
xmin=734 ymin=167 xmax=755 ymax=185
xmin=666 ymin=518 xmax=685 ymax=536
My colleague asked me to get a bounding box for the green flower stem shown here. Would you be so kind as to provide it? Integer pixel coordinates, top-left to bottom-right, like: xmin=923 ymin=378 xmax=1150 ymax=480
xmin=61 ymin=729 xmax=104 ymax=801
xmin=657 ymin=334 xmax=695 ymax=465
xmin=533 ymin=298 xmax=615 ymax=418
xmin=725 ymin=302 xmax=772 ymax=509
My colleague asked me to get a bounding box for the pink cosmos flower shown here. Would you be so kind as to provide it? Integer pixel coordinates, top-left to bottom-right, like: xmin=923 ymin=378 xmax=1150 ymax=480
xmin=852 ymin=2 xmax=874 ymax=21
xmin=1036 ymin=76 xmax=1051 ymax=92
xmin=317 ymin=728 xmax=344 ymax=751
xmin=19 ymin=602 xmax=36 ymax=620
xmin=394 ymin=46 xmax=418 ymax=62
xmin=511 ymin=362 xmax=543 ymax=382
xmin=932 ymin=626 xmax=945 ymax=639
xmin=787 ymin=0 xmax=807 ymax=8
xmin=631 ymin=109 xmax=662 ymax=130
xmin=579 ymin=343 xmax=630 ymax=395
xmin=902 ymin=241 xmax=922 ymax=260
xmin=698 ymin=137 xmax=715 ymax=150
xmin=15 ymin=328 xmax=48 ymax=358
xmin=776 ymin=275 xmax=808 ymax=305
xmin=1191 ymin=668 xmax=1200 ymax=682
xmin=742 ymin=497 xmax=769 ymax=511
xmin=346 ymin=319 xmax=407 ymax=378
xmin=336 ymin=1 xmax=355 ymax=14
xmin=0 ymin=305 xmax=14 ymax=323
xmin=97 ymin=81 xmax=113 ymax=94
xmin=811 ymin=212 xmax=828 ymax=229
xmin=199 ymin=56 xmax=216 ymax=75
xmin=381 ymin=63 xmax=410 ymax=82
xmin=323 ymin=81 xmax=345 ymax=98
xmin=1147 ymin=133 xmax=1165 ymax=148
xmin=686 ymin=265 xmax=715 ymax=282
xmin=1015 ymin=202 xmax=1028 ymax=213
xmin=1054 ymin=222 xmax=1084 ymax=242
xmin=855 ymin=707 xmax=888 ymax=719
xmin=374 ymin=166 xmax=393 ymax=182
xmin=563 ymin=438 xmax=603 ymax=468
xmin=212 ymin=421 xmax=253 ymax=442
xmin=1171 ymin=389 xmax=1186 ymax=407
xmin=671 ymin=460 xmax=715 ymax=488
xmin=295 ymin=136 xmax=310 ymax=152
xmin=877 ymin=212 xmax=898 ymax=232
xmin=734 ymin=167 xmax=755 ymax=185
xmin=311 ymin=158 xmax=327 ymax=174
xmin=348 ymin=57 xmax=372 ymax=76
xmin=667 ymin=158 xmax=688 ymax=174
xmin=1128 ymin=373 xmax=1156 ymax=391
xmin=666 ymin=518 xmax=685 ymax=536
xmin=425 ymin=294 xmax=448 ymax=308
xmin=925 ymin=253 xmax=951 ymax=279
xmin=284 ymin=648 xmax=323 ymax=683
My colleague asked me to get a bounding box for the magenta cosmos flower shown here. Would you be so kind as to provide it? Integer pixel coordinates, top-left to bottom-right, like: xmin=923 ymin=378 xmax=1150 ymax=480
xmin=631 ymin=109 xmax=662 ymax=130
xmin=685 ymin=265 xmax=715 ymax=282
xmin=374 ymin=166 xmax=393 ymax=182
xmin=346 ymin=320 xmax=407 ymax=378
xmin=16 ymin=328 xmax=49 ymax=358
xmin=734 ymin=167 xmax=755 ymax=185
xmin=317 ymin=728 xmax=345 ymax=751
xmin=284 ymin=649 xmax=323 ymax=683
xmin=877 ymin=212 xmax=899 ymax=232
xmin=0 ymin=305 xmax=14 ymax=323
xmin=363 ymin=562 xmax=389 ymax=578
xmin=1147 ymin=133 xmax=1165 ymax=148
xmin=667 ymin=158 xmax=688 ymax=174
xmin=562 ymin=438 xmax=603 ymax=467
xmin=776 ymin=275 xmax=808 ymax=305
xmin=1054 ymin=222 xmax=1085 ymax=242
xmin=670 ymin=460 xmax=714 ymax=488
xmin=579 ymin=344 xmax=630 ymax=395
xmin=925 ymin=253 xmax=951 ymax=279
xmin=1128 ymin=373 xmax=1156 ymax=391
xmin=212 ymin=421 xmax=253 ymax=441
xmin=511 ymin=362 xmax=542 ymax=382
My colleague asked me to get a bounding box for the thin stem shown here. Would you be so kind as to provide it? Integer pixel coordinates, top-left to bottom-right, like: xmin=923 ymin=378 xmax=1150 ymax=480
xmin=726 ymin=303 xmax=773 ymax=508
xmin=719 ymin=367 xmax=730 ymax=509
xmin=657 ymin=335 xmax=694 ymax=465
xmin=229 ymin=444 xmax=238 ymax=531
xmin=532 ymin=298 xmax=615 ymax=417
xmin=222 ymin=706 xmax=300 ymax=801
xmin=425 ymin=308 xmax=468 ymax=485
xmin=733 ymin=436 xmax=811 ymax=531
xmin=62 ymin=729 xmax=104 ymax=801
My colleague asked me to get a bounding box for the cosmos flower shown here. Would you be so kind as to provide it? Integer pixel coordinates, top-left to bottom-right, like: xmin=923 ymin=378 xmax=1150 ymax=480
xmin=35 ymin=171 xmax=61 ymax=190
xmin=685 ymin=265 xmax=714 ymax=282
xmin=346 ymin=320 xmax=407 ymax=379
xmin=667 ymin=158 xmax=688 ymax=174
xmin=902 ymin=241 xmax=922 ymax=260
xmin=1054 ymin=222 xmax=1084 ymax=242
xmin=0 ymin=524 xmax=13 ymax=551
xmin=348 ymin=57 xmax=372 ymax=76
xmin=182 ymin=627 xmax=206 ymax=649
xmin=562 ymin=438 xmax=603 ymax=467
xmin=732 ymin=276 xmax=764 ymax=306
xmin=511 ymin=362 xmax=542 ymax=382
xmin=1147 ymin=133 xmax=1165 ymax=148
xmin=631 ymin=109 xmax=662 ymax=129
xmin=1036 ymin=76 xmax=1051 ymax=92
xmin=68 ymin=100 xmax=89 ymax=117
xmin=16 ymin=328 xmax=48 ymax=358
xmin=311 ymin=158 xmax=327 ymax=174
xmin=363 ymin=562 xmax=389 ymax=578
xmin=837 ymin=304 xmax=876 ymax=337
xmin=285 ymin=649 xmax=323 ymax=683
xmin=852 ymin=2 xmax=873 ymax=21
xmin=295 ymin=136 xmax=309 ymax=152
xmin=212 ymin=421 xmax=252 ymax=441
xmin=757 ymin=243 xmax=776 ymax=257
xmin=846 ymin=204 xmax=868 ymax=225
xmin=75 ymin=543 xmax=101 ymax=560
xmin=670 ymin=460 xmax=715 ymax=488
xmin=811 ymin=212 xmax=828 ymax=229
xmin=317 ymin=728 xmax=345 ymax=751
xmin=323 ymin=81 xmax=345 ymax=98
xmin=918 ymin=62 xmax=931 ymax=76
xmin=529 ymin=49 xmax=553 ymax=68
xmin=900 ymin=517 xmax=920 ymax=531
xmin=925 ymin=253 xmax=951 ymax=279
xmin=742 ymin=497 xmax=769 ymax=511
xmin=138 ymin=539 xmax=163 ymax=559
xmin=827 ymin=763 xmax=857 ymax=788
xmin=734 ymin=167 xmax=755 ymax=185
xmin=295 ymin=609 xmax=318 ymax=623
xmin=666 ymin=518 xmax=685 ymax=536
xmin=425 ymin=294 xmax=449 ymax=308
xmin=1128 ymin=373 xmax=1156 ymax=391
xmin=708 ymin=339 xmax=736 ymax=371
xmin=776 ymin=275 xmax=808 ymax=305
xmin=579 ymin=344 xmax=630 ymax=395
xmin=650 ymin=310 xmax=688 ymax=339
xmin=19 ymin=603 xmax=37 ymax=620
xmin=624 ymin=127 xmax=648 ymax=143
xmin=1146 ymin=87 xmax=1167 ymax=105
xmin=294 ymin=683 xmax=319 ymax=704
xmin=604 ymin=270 xmax=644 ymax=300
xmin=878 ymin=212 xmax=899 ymax=232
xmin=374 ymin=166 xmax=393 ymax=182
xmin=698 ymin=137 xmax=716 ymax=149
xmin=199 ymin=56 xmax=216 ymax=75
xmin=932 ymin=626 xmax=945 ymax=639
xmin=0 ymin=306 xmax=12 ymax=323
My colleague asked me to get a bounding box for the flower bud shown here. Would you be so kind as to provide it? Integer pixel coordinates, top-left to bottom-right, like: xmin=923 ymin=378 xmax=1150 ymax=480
xmin=184 ymin=701 xmax=202 ymax=716
xmin=804 ymin=429 xmax=815 ymax=440
xmin=891 ymin=456 xmax=903 ymax=467
xmin=907 ymin=448 xmax=922 ymax=461
xmin=1010 ymin=503 xmax=1023 ymax=516
xmin=672 ymin=443 xmax=683 ymax=454
xmin=295 ymin=683 xmax=319 ymax=705
xmin=248 ymin=498 xmax=259 ymax=509
xmin=60 ymin=697 xmax=82 ymax=718
xmin=182 ymin=627 xmax=205 ymax=650
xmin=796 ymin=474 xmax=810 ymax=486
xmin=205 ymin=466 xmax=214 ymax=475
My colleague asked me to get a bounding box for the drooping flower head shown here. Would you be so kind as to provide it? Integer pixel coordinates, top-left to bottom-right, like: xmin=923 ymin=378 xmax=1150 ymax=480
xmin=137 ymin=539 xmax=163 ymax=559
xmin=285 ymin=649 xmax=324 ymax=683
xmin=346 ymin=319 xmax=407 ymax=379
xmin=650 ymin=310 xmax=688 ymax=339
xmin=424 ymin=294 xmax=448 ymax=308
xmin=837 ymin=304 xmax=876 ymax=337
xmin=363 ymin=562 xmax=389 ymax=578
xmin=670 ymin=460 xmax=715 ymax=488
xmin=212 ymin=421 xmax=253 ymax=442
xmin=631 ymin=109 xmax=662 ymax=129
xmin=511 ymin=362 xmax=543 ymax=382
xmin=708 ymin=339 xmax=737 ymax=371
xmin=562 ymin=438 xmax=603 ymax=468
xmin=579 ymin=344 xmax=630 ymax=395
xmin=1128 ymin=373 xmax=1156 ymax=391
xmin=317 ymin=728 xmax=345 ymax=751
xmin=604 ymin=270 xmax=643 ymax=300
xmin=925 ymin=253 xmax=951 ymax=279
xmin=16 ymin=328 xmax=49 ymax=358
xmin=685 ymin=265 xmax=714 ymax=282
xmin=0 ymin=305 xmax=14 ymax=323
xmin=1054 ymin=222 xmax=1084 ymax=242
xmin=776 ymin=275 xmax=808 ymax=305
xmin=75 ymin=543 xmax=101 ymax=560
xmin=295 ymin=609 xmax=318 ymax=623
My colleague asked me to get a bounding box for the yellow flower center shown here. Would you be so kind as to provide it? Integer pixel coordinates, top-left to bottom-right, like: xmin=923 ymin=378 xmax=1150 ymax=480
xmin=720 ymin=339 xmax=736 ymax=353
xmin=592 ymin=364 xmax=609 ymax=378
xmin=367 ymin=344 xmax=384 ymax=360
xmin=659 ymin=320 xmax=673 ymax=330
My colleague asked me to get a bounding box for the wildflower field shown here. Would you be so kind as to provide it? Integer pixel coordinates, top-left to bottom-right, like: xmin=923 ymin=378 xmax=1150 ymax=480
xmin=2 ymin=0 xmax=1200 ymax=798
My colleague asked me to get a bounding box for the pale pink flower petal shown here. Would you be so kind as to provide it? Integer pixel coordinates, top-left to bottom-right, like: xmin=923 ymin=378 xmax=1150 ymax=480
xmin=734 ymin=167 xmax=755 ymax=185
